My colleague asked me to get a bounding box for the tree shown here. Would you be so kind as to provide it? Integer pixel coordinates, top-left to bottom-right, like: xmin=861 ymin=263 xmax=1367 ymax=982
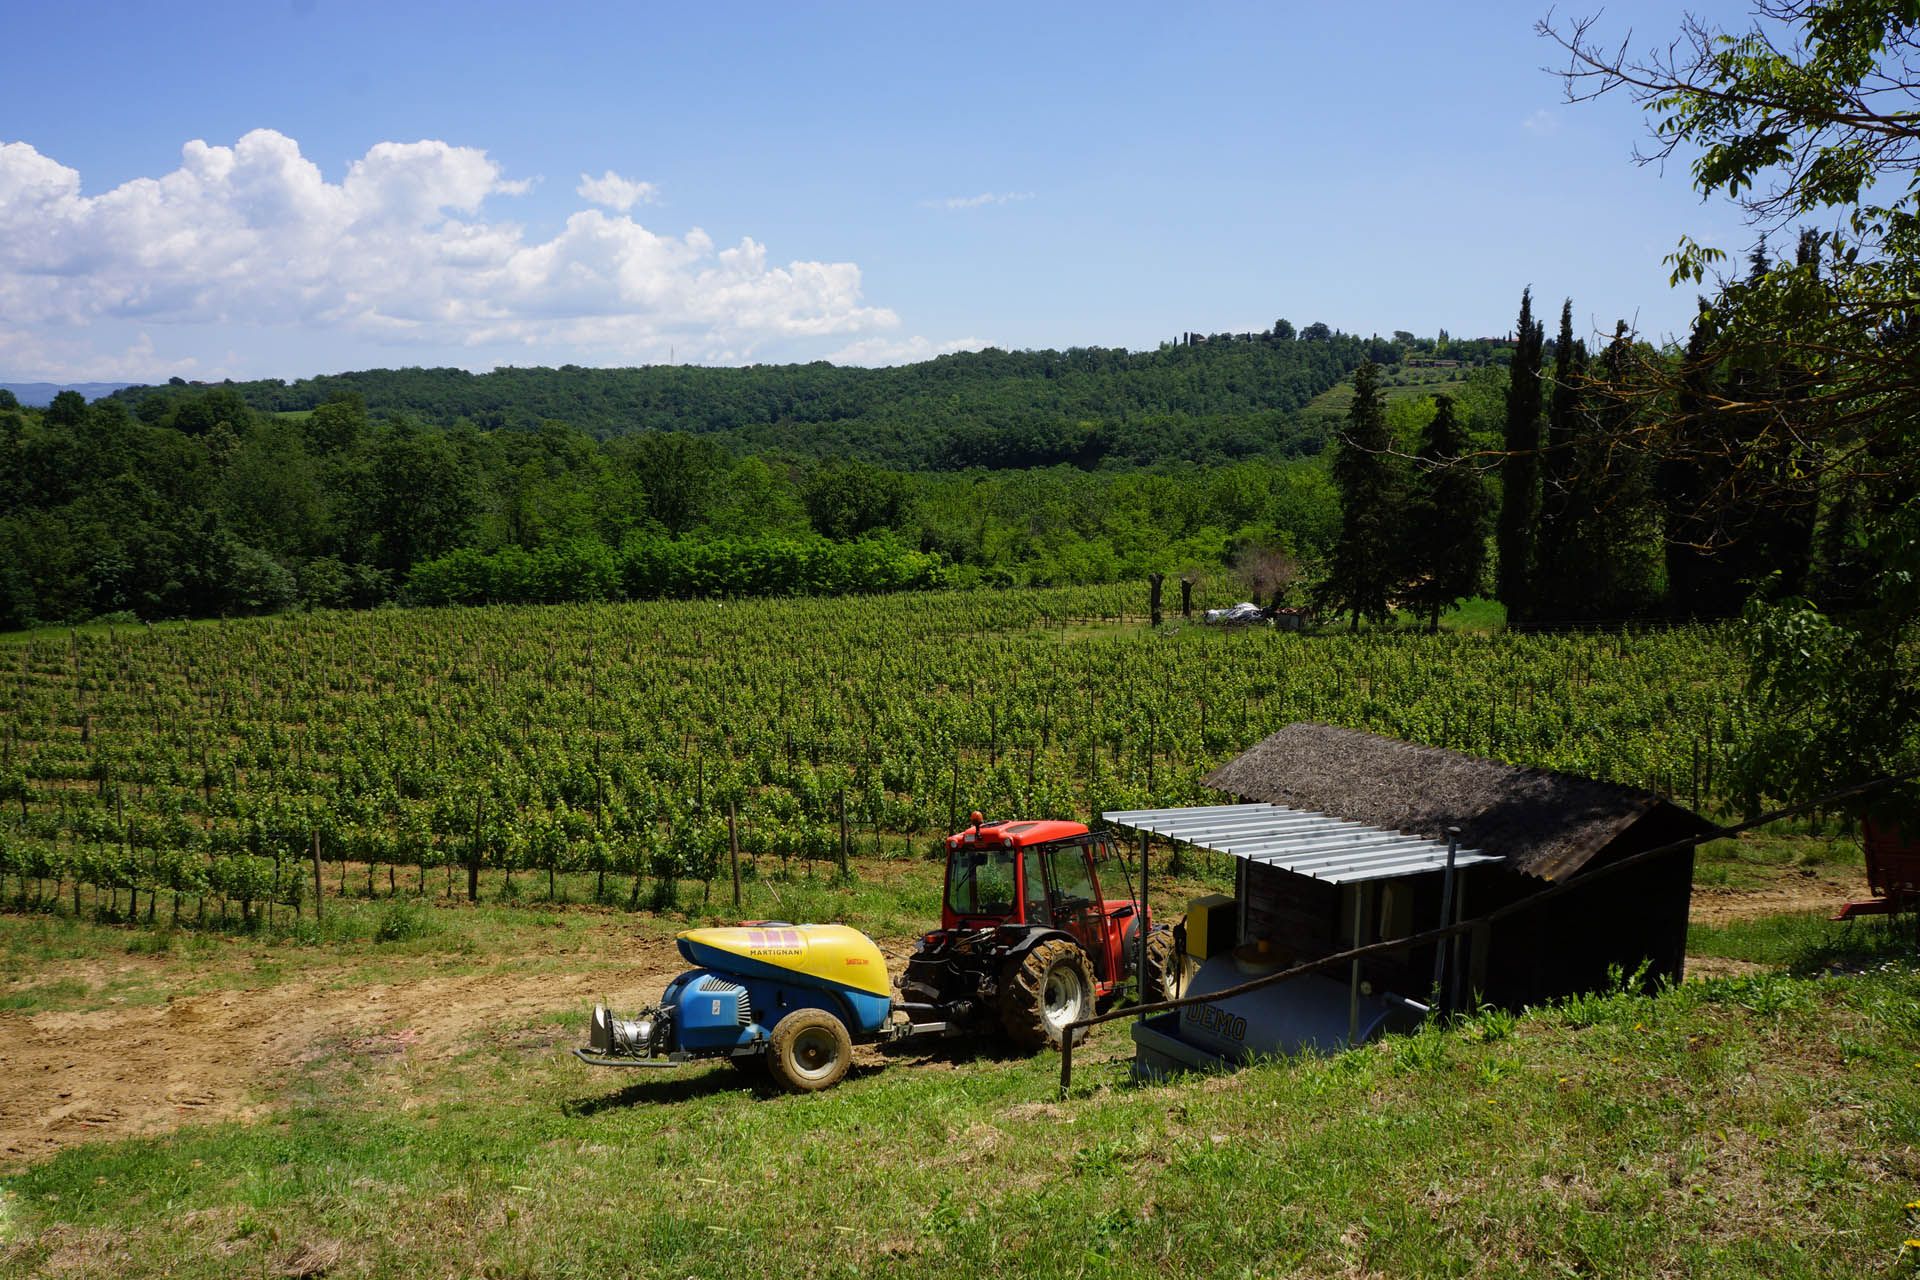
xmin=1541 ymin=2 xmax=1920 ymax=811
xmin=1272 ymin=318 xmax=1296 ymax=342
xmin=802 ymin=459 xmax=913 ymax=541
xmin=1550 ymin=323 xmax=1663 ymax=619
xmin=1402 ymin=395 xmax=1491 ymax=631
xmin=46 ymin=391 xmax=87 ymax=428
xmin=1533 ymin=298 xmax=1583 ymax=621
xmin=366 ymin=423 xmax=478 ymax=573
xmin=1317 ymin=362 xmax=1403 ymax=630
xmin=1496 ymin=288 xmax=1545 ymax=625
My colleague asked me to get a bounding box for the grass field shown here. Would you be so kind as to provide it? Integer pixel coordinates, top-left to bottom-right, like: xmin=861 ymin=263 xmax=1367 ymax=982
xmin=1301 ymin=371 xmax=1478 ymax=415
xmin=2 ymin=826 xmax=1915 ymax=1279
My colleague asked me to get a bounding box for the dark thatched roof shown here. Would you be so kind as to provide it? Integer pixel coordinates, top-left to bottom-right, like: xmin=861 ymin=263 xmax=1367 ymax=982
xmin=1203 ymin=723 xmax=1716 ymax=881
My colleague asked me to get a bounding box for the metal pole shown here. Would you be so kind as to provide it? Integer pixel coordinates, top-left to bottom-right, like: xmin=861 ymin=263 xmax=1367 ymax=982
xmin=1348 ymin=885 xmax=1364 ymax=1047
xmin=1450 ymin=875 xmax=1469 ymax=1012
xmin=1430 ymin=826 xmax=1461 ymax=1012
xmin=1138 ymin=830 xmax=1150 ymax=1021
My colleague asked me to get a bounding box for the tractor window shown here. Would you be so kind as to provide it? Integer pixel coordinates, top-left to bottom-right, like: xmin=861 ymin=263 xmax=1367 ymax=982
xmin=947 ymin=848 xmax=1017 ymax=918
xmin=1046 ymin=843 xmax=1097 ymax=910
xmin=1023 ymin=851 xmax=1049 ymax=923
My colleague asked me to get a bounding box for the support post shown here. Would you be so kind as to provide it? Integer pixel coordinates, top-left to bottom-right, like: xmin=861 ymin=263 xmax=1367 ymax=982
xmin=1180 ymin=576 xmax=1193 ymax=619
xmin=1348 ymin=885 xmax=1364 ymax=1047
xmin=728 ymin=802 xmax=742 ymax=910
xmin=1450 ymin=875 xmax=1469 ymax=1012
xmin=1138 ymin=829 xmax=1150 ymax=1022
xmin=1430 ymin=826 xmax=1461 ymax=1013
xmin=1148 ymin=573 xmax=1164 ymax=627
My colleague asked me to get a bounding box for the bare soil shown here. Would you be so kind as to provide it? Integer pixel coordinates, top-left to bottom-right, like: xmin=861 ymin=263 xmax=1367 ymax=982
xmin=1687 ymin=865 xmax=1869 ymax=926
xmin=0 ymin=931 xmax=692 ymax=1168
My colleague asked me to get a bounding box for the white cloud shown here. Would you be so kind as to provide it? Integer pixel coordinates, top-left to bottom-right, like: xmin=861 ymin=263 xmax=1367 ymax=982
xmin=0 ymin=131 xmax=897 ymax=369
xmin=1522 ymin=108 xmax=1559 ymax=136
xmin=825 ymin=335 xmax=990 ymax=366
xmin=0 ymin=328 xmax=210 ymax=382
xmin=924 ymin=191 xmax=1033 ymax=210
xmin=576 ymin=169 xmax=658 ymax=212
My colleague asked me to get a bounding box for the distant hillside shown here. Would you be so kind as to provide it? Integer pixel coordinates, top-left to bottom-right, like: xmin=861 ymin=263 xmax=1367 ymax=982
xmin=2 ymin=381 xmax=133 ymax=407
xmin=110 ymin=338 xmax=1381 ymax=469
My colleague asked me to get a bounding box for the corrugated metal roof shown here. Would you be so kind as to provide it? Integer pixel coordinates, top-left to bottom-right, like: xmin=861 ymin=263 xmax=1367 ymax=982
xmin=1102 ymin=803 xmax=1502 ymax=885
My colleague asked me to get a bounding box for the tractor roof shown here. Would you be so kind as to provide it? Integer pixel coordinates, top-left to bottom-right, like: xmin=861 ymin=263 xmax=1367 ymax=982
xmin=946 ymin=818 xmax=1091 ymax=850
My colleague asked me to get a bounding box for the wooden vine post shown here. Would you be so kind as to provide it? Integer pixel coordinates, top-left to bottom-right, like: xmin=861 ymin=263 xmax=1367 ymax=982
xmin=837 ymin=789 xmax=850 ymax=877
xmin=311 ymin=824 xmax=324 ymax=923
xmin=728 ymin=802 xmax=742 ymax=910
xmin=469 ymin=794 xmax=483 ymax=903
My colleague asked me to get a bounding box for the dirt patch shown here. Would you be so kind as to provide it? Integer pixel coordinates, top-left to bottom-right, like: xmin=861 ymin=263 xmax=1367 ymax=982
xmin=1688 ymin=868 xmax=1868 ymax=926
xmin=1683 ymin=955 xmax=1770 ymax=982
xmin=0 ymin=934 xmax=691 ymax=1168
xmin=2 ymin=928 xmax=923 ymax=1169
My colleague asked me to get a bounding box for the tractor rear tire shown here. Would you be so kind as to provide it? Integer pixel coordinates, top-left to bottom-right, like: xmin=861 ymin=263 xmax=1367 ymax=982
xmin=1142 ymin=927 xmax=1178 ymax=1003
xmin=999 ymin=938 xmax=1095 ymax=1051
xmin=766 ymin=1008 xmax=853 ymax=1093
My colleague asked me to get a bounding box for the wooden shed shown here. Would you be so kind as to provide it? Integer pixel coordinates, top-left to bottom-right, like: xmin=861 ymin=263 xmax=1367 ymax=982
xmin=1191 ymin=723 xmax=1716 ymax=1011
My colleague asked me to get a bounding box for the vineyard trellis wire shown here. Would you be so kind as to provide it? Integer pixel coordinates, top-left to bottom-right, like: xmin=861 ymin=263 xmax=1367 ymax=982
xmin=0 ymin=584 xmax=1759 ymax=929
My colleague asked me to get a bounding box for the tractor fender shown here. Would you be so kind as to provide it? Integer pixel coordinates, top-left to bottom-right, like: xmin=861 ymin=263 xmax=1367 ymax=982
xmin=996 ymin=927 xmax=1082 ymax=965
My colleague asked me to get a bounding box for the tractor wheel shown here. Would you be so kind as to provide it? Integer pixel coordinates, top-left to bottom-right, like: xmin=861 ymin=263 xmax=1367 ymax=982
xmin=766 ymin=1008 xmax=853 ymax=1093
xmin=999 ymin=939 xmax=1095 ymax=1051
xmin=1142 ymin=927 xmax=1178 ymax=1004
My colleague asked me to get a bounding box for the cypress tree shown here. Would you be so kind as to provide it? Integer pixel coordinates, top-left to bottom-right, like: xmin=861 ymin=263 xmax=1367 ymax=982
xmin=1402 ymin=395 xmax=1491 ymax=632
xmin=1557 ymin=322 xmax=1663 ymax=618
xmin=1660 ymin=300 xmax=1733 ymax=616
xmin=1497 ymin=288 xmax=1546 ymax=625
xmin=1534 ymin=299 xmax=1581 ymax=622
xmin=1319 ymin=360 xmax=1402 ymax=631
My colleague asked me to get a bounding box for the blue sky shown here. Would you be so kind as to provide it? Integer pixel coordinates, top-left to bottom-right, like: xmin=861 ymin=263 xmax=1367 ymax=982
xmin=0 ymin=1 xmax=1758 ymax=382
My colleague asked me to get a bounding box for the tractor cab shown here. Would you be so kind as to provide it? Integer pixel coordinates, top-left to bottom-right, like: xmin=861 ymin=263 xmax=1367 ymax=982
xmin=940 ymin=814 xmax=1144 ymax=994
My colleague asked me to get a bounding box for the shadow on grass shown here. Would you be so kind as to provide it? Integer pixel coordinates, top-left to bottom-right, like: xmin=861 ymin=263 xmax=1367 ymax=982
xmin=876 ymin=1036 xmax=1030 ymax=1068
xmin=1689 ymin=907 xmax=1920 ymax=974
xmin=563 ymin=1068 xmax=746 ymax=1115
xmin=563 ymin=1058 xmax=895 ymax=1114
xmin=1789 ymin=912 xmax=1920 ymax=977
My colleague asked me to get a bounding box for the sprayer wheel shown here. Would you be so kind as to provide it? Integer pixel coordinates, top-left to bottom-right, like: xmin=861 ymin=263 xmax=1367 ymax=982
xmin=767 ymin=1008 xmax=853 ymax=1093
xmin=999 ymin=938 xmax=1095 ymax=1052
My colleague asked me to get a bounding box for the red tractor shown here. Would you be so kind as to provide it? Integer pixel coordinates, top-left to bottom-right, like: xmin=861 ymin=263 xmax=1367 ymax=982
xmin=899 ymin=813 xmax=1176 ymax=1049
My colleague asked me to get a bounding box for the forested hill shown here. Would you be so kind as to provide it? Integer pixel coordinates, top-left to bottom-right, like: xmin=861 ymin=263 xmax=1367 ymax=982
xmin=110 ymin=333 xmax=1383 ymax=468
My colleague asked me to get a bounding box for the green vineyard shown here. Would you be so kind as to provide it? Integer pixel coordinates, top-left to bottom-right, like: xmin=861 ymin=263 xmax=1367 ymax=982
xmin=0 ymin=586 xmax=1751 ymax=926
